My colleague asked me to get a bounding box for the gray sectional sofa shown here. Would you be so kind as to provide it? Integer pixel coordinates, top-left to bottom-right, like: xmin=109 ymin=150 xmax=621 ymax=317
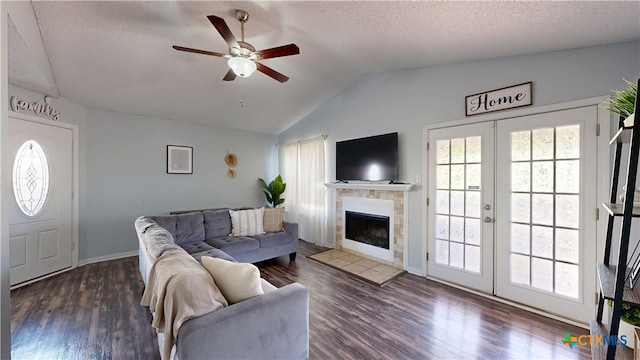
xmin=136 ymin=208 xmax=309 ymax=359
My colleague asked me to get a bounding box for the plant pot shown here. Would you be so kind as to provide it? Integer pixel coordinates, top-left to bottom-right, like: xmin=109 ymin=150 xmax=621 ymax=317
xmin=624 ymin=113 xmax=635 ymax=127
xmin=618 ymin=318 xmax=638 ymax=348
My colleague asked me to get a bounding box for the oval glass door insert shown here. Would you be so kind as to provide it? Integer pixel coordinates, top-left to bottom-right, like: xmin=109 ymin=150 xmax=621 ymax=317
xmin=12 ymin=140 xmax=50 ymax=217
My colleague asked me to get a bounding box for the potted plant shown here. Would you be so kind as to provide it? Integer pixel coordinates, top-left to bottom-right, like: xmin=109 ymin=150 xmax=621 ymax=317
xmin=601 ymin=79 xmax=637 ymax=126
xmin=607 ymin=301 xmax=640 ymax=347
xmin=258 ymin=175 xmax=286 ymax=207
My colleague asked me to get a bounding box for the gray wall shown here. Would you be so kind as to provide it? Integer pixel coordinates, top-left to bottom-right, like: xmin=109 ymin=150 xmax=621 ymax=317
xmin=83 ymin=109 xmax=276 ymax=260
xmin=8 ymin=85 xmax=278 ymax=262
xmin=278 ymin=41 xmax=640 ymax=273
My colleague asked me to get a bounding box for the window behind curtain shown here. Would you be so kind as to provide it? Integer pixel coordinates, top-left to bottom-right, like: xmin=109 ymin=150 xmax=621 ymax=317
xmin=279 ymin=137 xmax=325 ymax=245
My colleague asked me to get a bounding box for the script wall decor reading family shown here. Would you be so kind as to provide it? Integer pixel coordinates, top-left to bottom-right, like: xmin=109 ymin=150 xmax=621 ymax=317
xmin=11 ymin=96 xmax=61 ymax=121
xmin=465 ymin=82 xmax=532 ymax=116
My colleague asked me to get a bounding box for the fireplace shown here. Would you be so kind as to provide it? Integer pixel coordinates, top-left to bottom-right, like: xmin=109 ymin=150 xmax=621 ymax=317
xmin=327 ymin=182 xmax=413 ymax=270
xmin=345 ymin=211 xmax=390 ymax=249
xmin=342 ymin=196 xmax=394 ymax=262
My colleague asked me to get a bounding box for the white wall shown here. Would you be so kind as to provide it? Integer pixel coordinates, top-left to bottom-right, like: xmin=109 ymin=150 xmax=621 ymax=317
xmin=0 ymin=4 xmax=9 ymax=358
xmin=278 ymin=41 xmax=640 ymax=273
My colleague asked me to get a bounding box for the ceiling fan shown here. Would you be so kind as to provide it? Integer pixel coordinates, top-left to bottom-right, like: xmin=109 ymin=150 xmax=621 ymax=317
xmin=173 ymin=10 xmax=299 ymax=83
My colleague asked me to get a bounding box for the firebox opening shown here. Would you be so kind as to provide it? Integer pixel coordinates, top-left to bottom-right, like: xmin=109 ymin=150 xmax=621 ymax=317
xmin=345 ymin=211 xmax=390 ymax=249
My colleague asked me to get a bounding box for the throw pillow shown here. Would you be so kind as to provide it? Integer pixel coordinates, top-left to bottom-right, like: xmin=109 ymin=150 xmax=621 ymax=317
xmin=263 ymin=207 xmax=285 ymax=232
xmin=229 ymin=208 xmax=265 ymax=236
xmin=201 ymin=256 xmax=264 ymax=304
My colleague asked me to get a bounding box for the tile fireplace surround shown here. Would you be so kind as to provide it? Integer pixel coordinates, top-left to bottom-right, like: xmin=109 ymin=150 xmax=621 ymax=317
xmin=325 ymin=183 xmax=413 ymax=269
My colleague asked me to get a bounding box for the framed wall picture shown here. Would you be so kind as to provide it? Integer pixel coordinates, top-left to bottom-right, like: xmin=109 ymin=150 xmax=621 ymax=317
xmin=167 ymin=145 xmax=193 ymax=174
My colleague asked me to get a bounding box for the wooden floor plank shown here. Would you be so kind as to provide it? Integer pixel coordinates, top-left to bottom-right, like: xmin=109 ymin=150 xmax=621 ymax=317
xmin=10 ymin=240 xmax=595 ymax=359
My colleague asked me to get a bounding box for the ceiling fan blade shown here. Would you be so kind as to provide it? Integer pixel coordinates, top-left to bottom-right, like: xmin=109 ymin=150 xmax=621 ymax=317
xmin=256 ymin=63 xmax=289 ymax=83
xmin=223 ymin=69 xmax=237 ymax=81
xmin=256 ymin=44 xmax=300 ymax=60
xmin=173 ymin=45 xmax=225 ymax=57
xmin=207 ymin=15 xmax=239 ymax=50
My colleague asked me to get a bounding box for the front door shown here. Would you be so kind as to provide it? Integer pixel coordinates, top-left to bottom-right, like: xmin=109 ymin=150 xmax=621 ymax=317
xmin=8 ymin=115 xmax=74 ymax=286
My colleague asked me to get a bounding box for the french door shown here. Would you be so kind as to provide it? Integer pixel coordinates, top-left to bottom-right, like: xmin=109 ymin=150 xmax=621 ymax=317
xmin=427 ymin=106 xmax=598 ymax=323
xmin=427 ymin=122 xmax=495 ymax=293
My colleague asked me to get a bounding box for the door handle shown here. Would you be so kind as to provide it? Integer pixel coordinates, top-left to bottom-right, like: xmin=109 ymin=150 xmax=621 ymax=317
xmin=483 ymin=216 xmax=493 ymax=223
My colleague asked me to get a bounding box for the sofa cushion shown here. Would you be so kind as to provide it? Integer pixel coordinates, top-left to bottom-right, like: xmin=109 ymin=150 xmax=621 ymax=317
xmin=252 ymin=232 xmax=293 ymax=248
xmin=260 ymin=278 xmax=278 ymax=293
xmin=151 ymin=212 xmax=205 ymax=244
xmin=206 ymin=236 xmax=260 ymax=255
xmin=180 ymin=241 xmax=215 ymax=255
xmin=263 ymin=207 xmax=285 ymax=232
xmin=190 ymin=248 xmax=237 ymax=264
xmin=203 ymin=209 xmax=232 ymax=239
xmin=201 ymin=256 xmax=264 ymax=304
xmin=229 ymin=208 xmax=265 ymax=236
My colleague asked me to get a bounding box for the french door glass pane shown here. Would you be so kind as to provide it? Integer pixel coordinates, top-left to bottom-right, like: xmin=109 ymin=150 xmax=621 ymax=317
xmin=511 ymin=163 xmax=530 ymax=192
xmin=436 ymin=190 xmax=449 ymax=214
xmin=450 ymin=191 xmax=465 ymax=216
xmin=511 ymin=131 xmax=531 ymax=161
xmin=434 ymin=136 xmax=482 ymax=273
xmin=511 ymin=224 xmax=530 ymax=254
xmin=508 ymin=125 xmax=581 ymax=298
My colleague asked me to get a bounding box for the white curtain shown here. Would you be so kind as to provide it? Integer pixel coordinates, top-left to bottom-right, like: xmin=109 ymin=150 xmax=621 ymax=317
xmin=279 ymin=137 xmax=326 ymax=245
xmin=279 ymin=142 xmax=299 ymax=223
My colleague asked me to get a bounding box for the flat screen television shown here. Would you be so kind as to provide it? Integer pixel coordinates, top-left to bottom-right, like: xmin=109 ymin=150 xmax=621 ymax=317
xmin=336 ymin=132 xmax=398 ymax=182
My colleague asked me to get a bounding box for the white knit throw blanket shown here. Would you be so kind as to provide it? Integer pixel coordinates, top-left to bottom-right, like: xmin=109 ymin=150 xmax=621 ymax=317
xmin=141 ymin=250 xmax=227 ymax=359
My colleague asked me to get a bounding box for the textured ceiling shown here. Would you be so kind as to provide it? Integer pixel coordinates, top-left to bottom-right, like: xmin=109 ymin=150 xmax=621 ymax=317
xmin=9 ymin=1 xmax=640 ymax=134
xmin=7 ymin=15 xmax=56 ymax=96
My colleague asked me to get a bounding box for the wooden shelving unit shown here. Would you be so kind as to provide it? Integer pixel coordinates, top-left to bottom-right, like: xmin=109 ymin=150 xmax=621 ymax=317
xmin=596 ymin=263 xmax=640 ymax=304
xmin=610 ymin=127 xmax=633 ymax=145
xmin=592 ymin=79 xmax=640 ymax=360
xmin=602 ymin=203 xmax=640 ymax=218
xmin=590 ymin=322 xmax=630 ymax=360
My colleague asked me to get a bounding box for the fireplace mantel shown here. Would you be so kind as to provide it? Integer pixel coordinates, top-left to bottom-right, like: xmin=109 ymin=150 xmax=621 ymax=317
xmin=325 ymin=182 xmax=413 ymax=192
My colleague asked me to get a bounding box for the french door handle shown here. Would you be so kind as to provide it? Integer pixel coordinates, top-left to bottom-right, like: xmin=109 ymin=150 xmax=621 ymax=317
xmin=483 ymin=216 xmax=493 ymax=223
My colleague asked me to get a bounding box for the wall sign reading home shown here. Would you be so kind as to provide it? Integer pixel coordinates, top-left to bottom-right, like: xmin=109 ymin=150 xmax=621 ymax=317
xmin=465 ymin=82 xmax=532 ymax=116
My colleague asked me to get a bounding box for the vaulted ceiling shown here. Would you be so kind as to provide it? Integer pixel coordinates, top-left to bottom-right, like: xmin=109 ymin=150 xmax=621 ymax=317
xmin=8 ymin=1 xmax=640 ymax=134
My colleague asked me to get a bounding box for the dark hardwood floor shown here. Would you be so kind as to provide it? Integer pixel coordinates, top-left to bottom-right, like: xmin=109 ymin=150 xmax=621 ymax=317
xmin=11 ymin=240 xmax=593 ymax=359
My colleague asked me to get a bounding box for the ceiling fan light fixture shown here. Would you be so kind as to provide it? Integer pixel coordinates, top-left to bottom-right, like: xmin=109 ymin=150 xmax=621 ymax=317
xmin=228 ymin=57 xmax=257 ymax=77
xmin=174 ymin=12 xmax=298 ymax=83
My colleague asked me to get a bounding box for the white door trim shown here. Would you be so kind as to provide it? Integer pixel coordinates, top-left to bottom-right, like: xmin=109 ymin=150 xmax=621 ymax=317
xmin=8 ymin=111 xmax=79 ymax=279
xmin=422 ymin=96 xmax=611 ymax=280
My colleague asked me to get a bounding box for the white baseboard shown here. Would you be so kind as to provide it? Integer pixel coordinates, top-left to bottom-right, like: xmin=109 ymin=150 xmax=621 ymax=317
xmin=78 ymin=250 xmax=138 ymax=267
xmin=404 ymin=266 xmax=424 ymax=276
xmin=11 ymin=250 xmax=138 ymax=290
xmin=426 ymin=275 xmax=588 ymax=329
